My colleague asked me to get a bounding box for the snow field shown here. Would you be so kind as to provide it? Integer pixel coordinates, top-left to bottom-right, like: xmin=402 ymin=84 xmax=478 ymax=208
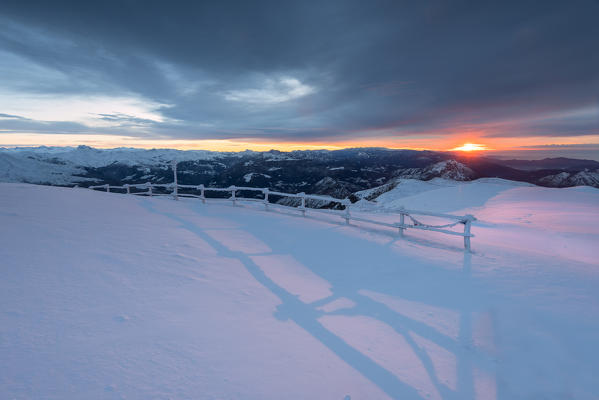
xmin=1 ymin=182 xmax=598 ymax=399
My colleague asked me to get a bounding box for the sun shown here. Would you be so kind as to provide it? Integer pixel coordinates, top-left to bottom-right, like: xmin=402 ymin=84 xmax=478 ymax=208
xmin=451 ymin=143 xmax=488 ymax=152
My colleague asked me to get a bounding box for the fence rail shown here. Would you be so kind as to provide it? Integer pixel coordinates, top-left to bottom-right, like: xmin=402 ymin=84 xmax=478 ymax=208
xmin=87 ymin=182 xmax=476 ymax=251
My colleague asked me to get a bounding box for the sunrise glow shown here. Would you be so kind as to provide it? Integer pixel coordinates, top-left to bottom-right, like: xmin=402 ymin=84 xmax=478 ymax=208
xmin=451 ymin=143 xmax=488 ymax=152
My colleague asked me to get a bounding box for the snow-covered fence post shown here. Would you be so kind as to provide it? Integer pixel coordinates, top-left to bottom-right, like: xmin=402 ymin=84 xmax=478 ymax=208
xmin=124 ymin=184 xmax=130 ymax=194
xmin=171 ymin=160 xmax=178 ymax=201
xmin=230 ymin=185 xmax=236 ymax=206
xmin=463 ymin=214 xmax=475 ymax=252
xmin=398 ymin=207 xmax=406 ymax=237
xmin=263 ymin=188 xmax=269 ymax=210
xmin=198 ymin=184 xmax=206 ymax=203
xmin=105 ymin=184 xmax=110 ymax=193
xmin=147 ymin=182 xmax=153 ymax=197
xmin=343 ymin=199 xmax=351 ymax=224
xmin=299 ymin=192 xmax=306 ymax=216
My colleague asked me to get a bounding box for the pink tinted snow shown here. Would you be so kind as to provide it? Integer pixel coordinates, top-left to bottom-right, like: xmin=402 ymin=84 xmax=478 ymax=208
xmin=319 ymin=315 xmax=443 ymax=400
xmin=205 ymin=229 xmax=272 ymax=254
xmin=472 ymin=186 xmax=599 ymax=265
xmin=317 ymin=297 xmax=356 ymax=312
xmin=1 ymin=182 xmax=599 ymax=399
xmin=251 ymin=254 xmax=333 ymax=303
xmin=409 ymin=332 xmax=459 ymax=392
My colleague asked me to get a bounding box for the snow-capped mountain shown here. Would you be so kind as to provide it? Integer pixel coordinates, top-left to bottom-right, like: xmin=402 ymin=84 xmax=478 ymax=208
xmin=394 ymin=160 xmax=476 ymax=181
xmin=493 ymin=157 xmax=599 ymax=171
xmin=1 ymin=146 xmax=598 ymax=193
xmin=2 ymin=145 xmax=227 ymax=167
xmin=538 ymin=169 xmax=599 ymax=188
xmin=0 ymin=150 xmax=92 ymax=185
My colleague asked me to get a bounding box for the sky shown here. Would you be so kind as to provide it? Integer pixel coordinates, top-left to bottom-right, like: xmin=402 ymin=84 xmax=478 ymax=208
xmin=0 ymin=0 xmax=598 ymax=157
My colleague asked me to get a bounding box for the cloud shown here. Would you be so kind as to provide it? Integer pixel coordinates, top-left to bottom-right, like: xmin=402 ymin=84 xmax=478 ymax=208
xmin=515 ymin=143 xmax=599 ymax=150
xmin=223 ymin=77 xmax=316 ymax=105
xmin=480 ymin=105 xmax=599 ymax=138
xmin=0 ymin=1 xmax=597 ymax=145
xmin=0 ymin=113 xmax=28 ymax=121
xmin=0 ymin=92 xmax=172 ymax=128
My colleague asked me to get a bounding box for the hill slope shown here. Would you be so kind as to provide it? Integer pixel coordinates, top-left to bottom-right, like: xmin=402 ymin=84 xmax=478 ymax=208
xmin=1 ymin=183 xmax=598 ymax=399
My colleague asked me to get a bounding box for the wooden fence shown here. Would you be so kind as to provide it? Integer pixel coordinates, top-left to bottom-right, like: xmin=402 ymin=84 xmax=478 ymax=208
xmin=88 ymin=182 xmax=476 ymax=251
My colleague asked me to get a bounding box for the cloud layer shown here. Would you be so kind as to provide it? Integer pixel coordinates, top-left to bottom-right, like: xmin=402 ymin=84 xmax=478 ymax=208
xmin=0 ymin=0 xmax=597 ymax=146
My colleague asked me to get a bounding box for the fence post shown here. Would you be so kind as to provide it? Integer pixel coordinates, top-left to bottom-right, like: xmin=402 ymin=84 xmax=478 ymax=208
xmin=105 ymin=184 xmax=110 ymax=193
xmin=125 ymin=184 xmax=130 ymax=194
xmin=230 ymin=185 xmax=236 ymax=206
xmin=263 ymin=188 xmax=269 ymax=210
xmin=463 ymin=214 xmax=475 ymax=252
xmin=198 ymin=184 xmax=206 ymax=204
xmin=147 ymin=182 xmax=153 ymax=197
xmin=171 ymin=160 xmax=178 ymax=200
xmin=299 ymin=192 xmax=306 ymax=216
xmin=399 ymin=207 xmax=406 ymax=237
xmin=344 ymin=199 xmax=351 ymax=224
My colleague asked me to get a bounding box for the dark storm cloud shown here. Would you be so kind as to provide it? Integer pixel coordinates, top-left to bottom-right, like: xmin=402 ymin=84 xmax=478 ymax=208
xmin=0 ymin=0 xmax=597 ymax=141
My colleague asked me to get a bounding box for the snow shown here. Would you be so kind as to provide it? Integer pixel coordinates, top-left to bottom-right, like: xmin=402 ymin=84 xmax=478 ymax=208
xmin=0 ymin=145 xmax=228 ymax=168
xmin=1 ymin=182 xmax=599 ymax=399
xmin=395 ymin=160 xmax=475 ymax=181
xmin=353 ymin=178 xmax=532 ymax=213
xmin=352 ymin=177 xmax=598 ymax=264
xmin=243 ymin=172 xmax=272 ymax=183
xmin=538 ymin=169 xmax=599 ymax=187
xmin=0 ymin=150 xmax=94 ymax=184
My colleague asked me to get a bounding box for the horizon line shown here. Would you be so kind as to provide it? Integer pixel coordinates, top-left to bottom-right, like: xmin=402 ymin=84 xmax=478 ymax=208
xmin=2 ymin=143 xmax=599 ymax=162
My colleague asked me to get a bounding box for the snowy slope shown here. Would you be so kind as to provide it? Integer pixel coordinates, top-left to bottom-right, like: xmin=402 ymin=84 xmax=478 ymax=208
xmin=0 ymin=151 xmax=93 ymax=184
xmin=538 ymin=169 xmax=599 ymax=187
xmin=1 ymin=183 xmax=599 ymax=399
xmin=395 ymin=160 xmax=476 ymax=181
xmin=352 ymin=178 xmax=598 ymax=265
xmin=0 ymin=145 xmax=228 ymax=167
xmin=353 ymin=178 xmax=533 ymax=213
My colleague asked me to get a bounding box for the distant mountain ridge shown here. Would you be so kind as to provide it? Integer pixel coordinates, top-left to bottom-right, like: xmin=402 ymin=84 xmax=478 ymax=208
xmin=1 ymin=147 xmax=598 ymax=197
xmin=490 ymin=157 xmax=599 ymax=171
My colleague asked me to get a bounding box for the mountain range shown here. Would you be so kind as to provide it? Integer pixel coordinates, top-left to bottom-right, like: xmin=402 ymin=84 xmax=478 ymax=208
xmin=1 ymin=146 xmax=598 ymax=199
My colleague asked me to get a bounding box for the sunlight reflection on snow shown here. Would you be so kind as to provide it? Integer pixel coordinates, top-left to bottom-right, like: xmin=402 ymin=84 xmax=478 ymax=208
xmin=204 ymin=229 xmax=271 ymax=254
xmin=319 ymin=315 xmax=442 ymax=400
xmin=317 ymin=297 xmax=356 ymax=313
xmin=251 ymin=254 xmax=333 ymax=303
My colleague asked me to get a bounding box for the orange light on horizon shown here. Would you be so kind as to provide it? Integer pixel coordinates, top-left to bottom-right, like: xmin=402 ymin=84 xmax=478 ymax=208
xmin=3 ymin=133 xmax=598 ymax=154
xmin=451 ymin=143 xmax=488 ymax=152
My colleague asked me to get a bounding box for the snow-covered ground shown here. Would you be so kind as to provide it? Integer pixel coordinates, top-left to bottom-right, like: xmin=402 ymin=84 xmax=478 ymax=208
xmin=352 ymin=178 xmax=598 ymax=265
xmin=1 ymin=181 xmax=598 ymax=399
